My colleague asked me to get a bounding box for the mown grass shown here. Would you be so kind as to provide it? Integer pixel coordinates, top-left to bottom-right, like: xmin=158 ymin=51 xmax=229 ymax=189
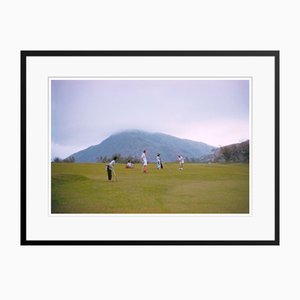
xmin=51 ymin=163 xmax=249 ymax=214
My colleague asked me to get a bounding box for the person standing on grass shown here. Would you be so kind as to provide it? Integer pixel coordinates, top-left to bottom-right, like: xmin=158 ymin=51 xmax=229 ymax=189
xmin=106 ymin=156 xmax=117 ymax=181
xmin=141 ymin=150 xmax=148 ymax=173
xmin=156 ymin=153 xmax=164 ymax=169
xmin=156 ymin=153 xmax=161 ymax=170
xmin=178 ymin=155 xmax=184 ymax=170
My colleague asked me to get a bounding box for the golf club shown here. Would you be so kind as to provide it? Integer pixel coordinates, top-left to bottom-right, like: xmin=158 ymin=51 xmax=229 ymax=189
xmin=113 ymin=169 xmax=118 ymax=181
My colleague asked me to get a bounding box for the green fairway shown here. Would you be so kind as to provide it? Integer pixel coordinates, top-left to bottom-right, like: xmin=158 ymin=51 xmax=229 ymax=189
xmin=51 ymin=163 xmax=249 ymax=214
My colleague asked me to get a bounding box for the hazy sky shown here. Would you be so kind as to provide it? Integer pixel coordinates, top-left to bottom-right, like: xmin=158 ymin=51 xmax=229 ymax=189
xmin=51 ymin=79 xmax=249 ymax=158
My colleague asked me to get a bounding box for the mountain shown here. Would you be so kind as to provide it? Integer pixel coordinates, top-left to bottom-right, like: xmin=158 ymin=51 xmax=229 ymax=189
xmin=215 ymin=140 xmax=249 ymax=162
xmin=202 ymin=140 xmax=249 ymax=163
xmin=67 ymin=130 xmax=216 ymax=163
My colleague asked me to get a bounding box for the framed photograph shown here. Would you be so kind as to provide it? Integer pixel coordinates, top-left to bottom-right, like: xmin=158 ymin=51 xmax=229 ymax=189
xmin=21 ymin=50 xmax=279 ymax=245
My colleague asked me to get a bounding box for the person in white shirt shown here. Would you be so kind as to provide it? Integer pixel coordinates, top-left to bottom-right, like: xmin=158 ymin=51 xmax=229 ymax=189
xmin=106 ymin=156 xmax=117 ymax=180
xmin=141 ymin=150 xmax=148 ymax=173
xmin=126 ymin=160 xmax=133 ymax=168
xmin=178 ymin=155 xmax=184 ymax=170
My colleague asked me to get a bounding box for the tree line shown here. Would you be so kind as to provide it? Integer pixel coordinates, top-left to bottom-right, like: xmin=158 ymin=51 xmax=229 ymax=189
xmin=52 ymin=156 xmax=75 ymax=163
xmin=96 ymin=154 xmax=141 ymax=164
xmin=52 ymin=154 xmax=141 ymax=163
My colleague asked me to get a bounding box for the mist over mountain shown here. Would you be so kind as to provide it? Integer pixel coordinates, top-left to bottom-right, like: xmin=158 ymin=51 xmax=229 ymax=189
xmin=67 ymin=130 xmax=216 ymax=163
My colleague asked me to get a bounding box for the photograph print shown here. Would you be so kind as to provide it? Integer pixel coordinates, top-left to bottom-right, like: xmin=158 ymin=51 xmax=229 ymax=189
xmin=51 ymin=78 xmax=250 ymax=214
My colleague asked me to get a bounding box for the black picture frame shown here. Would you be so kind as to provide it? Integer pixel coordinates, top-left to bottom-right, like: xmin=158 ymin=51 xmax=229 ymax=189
xmin=21 ymin=50 xmax=279 ymax=246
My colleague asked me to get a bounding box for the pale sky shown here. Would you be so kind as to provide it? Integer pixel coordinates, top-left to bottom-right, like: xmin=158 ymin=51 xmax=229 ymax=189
xmin=51 ymin=79 xmax=249 ymax=159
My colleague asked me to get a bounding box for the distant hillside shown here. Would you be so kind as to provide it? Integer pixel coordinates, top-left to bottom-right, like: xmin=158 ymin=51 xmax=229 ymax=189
xmin=208 ymin=140 xmax=249 ymax=163
xmin=67 ymin=130 xmax=216 ymax=162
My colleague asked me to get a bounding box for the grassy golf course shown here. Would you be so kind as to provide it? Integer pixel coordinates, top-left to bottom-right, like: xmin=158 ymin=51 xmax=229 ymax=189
xmin=51 ymin=162 xmax=249 ymax=214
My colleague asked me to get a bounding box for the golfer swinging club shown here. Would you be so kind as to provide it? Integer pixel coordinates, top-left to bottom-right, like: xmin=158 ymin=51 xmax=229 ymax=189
xmin=178 ymin=155 xmax=184 ymax=170
xmin=141 ymin=150 xmax=148 ymax=173
xmin=106 ymin=156 xmax=118 ymax=181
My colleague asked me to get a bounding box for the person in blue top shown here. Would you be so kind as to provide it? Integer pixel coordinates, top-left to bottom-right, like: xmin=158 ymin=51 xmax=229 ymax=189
xmin=156 ymin=153 xmax=164 ymax=170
